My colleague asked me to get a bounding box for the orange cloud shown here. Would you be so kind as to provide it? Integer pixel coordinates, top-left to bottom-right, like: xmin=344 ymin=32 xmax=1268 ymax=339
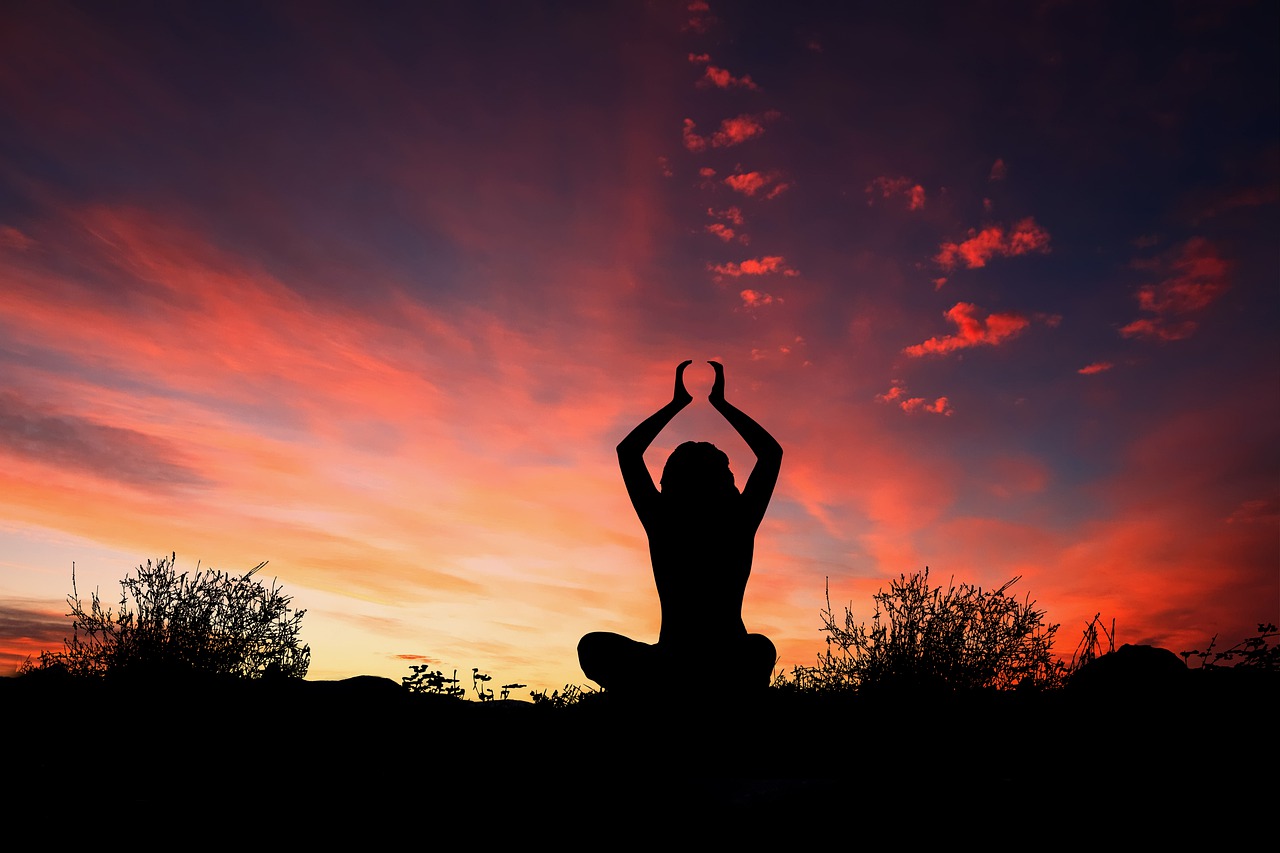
xmin=904 ymin=302 xmax=1030 ymax=357
xmin=1078 ymin=361 xmax=1113 ymax=375
xmin=866 ymin=176 xmax=926 ymax=210
xmin=1121 ymin=238 xmax=1228 ymax=341
xmin=935 ymin=217 xmax=1051 ymax=271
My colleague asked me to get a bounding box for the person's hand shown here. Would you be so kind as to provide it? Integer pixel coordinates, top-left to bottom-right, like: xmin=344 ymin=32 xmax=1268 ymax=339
xmin=708 ymin=360 xmax=725 ymax=405
xmin=673 ymin=360 xmax=693 ymax=407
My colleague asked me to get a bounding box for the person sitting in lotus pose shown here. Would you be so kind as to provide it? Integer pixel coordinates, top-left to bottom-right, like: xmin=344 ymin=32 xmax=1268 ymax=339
xmin=578 ymin=360 xmax=782 ymax=695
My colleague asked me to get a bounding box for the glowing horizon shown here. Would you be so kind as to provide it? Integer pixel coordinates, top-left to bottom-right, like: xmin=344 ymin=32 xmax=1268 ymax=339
xmin=1 ymin=2 xmax=1276 ymax=690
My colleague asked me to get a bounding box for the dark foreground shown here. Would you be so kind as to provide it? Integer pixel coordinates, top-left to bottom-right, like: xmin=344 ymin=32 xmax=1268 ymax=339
xmin=7 ymin=665 xmax=1274 ymax=840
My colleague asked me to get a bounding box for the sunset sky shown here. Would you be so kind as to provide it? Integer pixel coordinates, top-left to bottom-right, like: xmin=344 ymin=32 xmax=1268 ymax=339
xmin=2 ymin=1 xmax=1276 ymax=690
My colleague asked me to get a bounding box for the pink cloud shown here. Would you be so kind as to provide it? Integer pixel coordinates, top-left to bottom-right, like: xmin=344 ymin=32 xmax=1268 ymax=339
xmin=866 ymin=176 xmax=926 ymax=210
xmin=1078 ymin=361 xmax=1113 ymax=375
xmin=989 ymin=158 xmax=1007 ymax=181
xmin=875 ymin=383 xmax=952 ymax=416
xmin=935 ymin=217 xmax=1051 ymax=271
xmin=904 ymin=302 xmax=1030 ymax=357
xmin=1121 ymin=238 xmax=1228 ymax=341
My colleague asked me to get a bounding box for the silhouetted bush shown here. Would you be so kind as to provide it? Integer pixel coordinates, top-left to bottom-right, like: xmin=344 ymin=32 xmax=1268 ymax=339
xmin=787 ymin=568 xmax=1063 ymax=694
xmin=22 ymin=553 xmax=309 ymax=679
xmin=1182 ymin=623 xmax=1279 ymax=671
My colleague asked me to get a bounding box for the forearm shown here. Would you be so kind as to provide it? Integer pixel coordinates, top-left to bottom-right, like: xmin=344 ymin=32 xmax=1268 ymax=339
xmin=713 ymin=398 xmax=782 ymax=461
xmin=617 ymin=400 xmax=687 ymax=457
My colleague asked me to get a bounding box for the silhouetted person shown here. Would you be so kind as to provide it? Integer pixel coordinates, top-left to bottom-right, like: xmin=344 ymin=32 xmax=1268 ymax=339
xmin=578 ymin=361 xmax=781 ymax=696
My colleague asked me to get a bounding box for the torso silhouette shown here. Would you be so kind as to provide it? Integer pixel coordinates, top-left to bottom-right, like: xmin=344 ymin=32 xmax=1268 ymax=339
xmin=647 ymin=500 xmax=753 ymax=647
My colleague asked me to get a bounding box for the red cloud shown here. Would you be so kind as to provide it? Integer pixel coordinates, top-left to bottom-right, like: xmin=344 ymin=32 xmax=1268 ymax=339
xmin=904 ymin=302 xmax=1030 ymax=357
xmin=701 ymin=65 xmax=760 ymax=91
xmin=935 ymin=217 xmax=1051 ymax=271
xmin=989 ymin=158 xmax=1007 ymax=181
xmin=1078 ymin=361 xmax=1113 ymax=375
xmin=682 ymin=119 xmax=707 ymax=152
xmin=1121 ymin=238 xmax=1228 ymax=341
xmin=866 ymin=176 xmax=925 ymax=210
xmin=724 ymin=170 xmax=788 ymax=198
xmin=684 ymin=112 xmax=780 ymax=151
xmin=710 ymin=255 xmax=792 ymax=277
xmin=684 ymin=0 xmax=715 ymax=33
xmin=708 ymin=206 xmax=744 ymax=225
xmin=739 ymin=289 xmax=777 ymax=308
xmin=705 ymin=223 xmax=736 ymax=242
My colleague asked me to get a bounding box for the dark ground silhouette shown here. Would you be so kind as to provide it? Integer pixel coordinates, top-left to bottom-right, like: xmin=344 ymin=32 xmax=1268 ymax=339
xmin=6 ymin=660 xmax=1275 ymax=840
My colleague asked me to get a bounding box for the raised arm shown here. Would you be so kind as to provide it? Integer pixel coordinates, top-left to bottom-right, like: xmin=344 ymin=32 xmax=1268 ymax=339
xmin=708 ymin=361 xmax=782 ymax=526
xmin=617 ymin=360 xmax=693 ymax=530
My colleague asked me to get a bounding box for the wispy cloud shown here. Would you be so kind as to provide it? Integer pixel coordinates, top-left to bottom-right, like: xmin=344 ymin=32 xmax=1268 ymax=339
xmin=1078 ymin=361 xmax=1113 ymax=375
xmin=904 ymin=302 xmax=1030 ymax=357
xmin=935 ymin=217 xmax=1051 ymax=271
xmin=0 ymin=225 xmax=35 ymax=250
xmin=866 ymin=176 xmax=925 ymax=210
xmin=684 ymin=0 xmax=716 ymax=34
xmin=1120 ymin=238 xmax=1228 ymax=341
xmin=0 ymin=392 xmax=211 ymax=489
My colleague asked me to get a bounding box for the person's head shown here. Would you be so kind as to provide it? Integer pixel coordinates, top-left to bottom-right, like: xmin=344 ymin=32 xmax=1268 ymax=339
xmin=660 ymin=441 xmax=738 ymax=502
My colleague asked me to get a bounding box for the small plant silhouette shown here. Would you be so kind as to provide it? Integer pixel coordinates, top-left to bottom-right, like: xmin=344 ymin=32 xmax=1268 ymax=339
xmin=23 ymin=553 xmax=309 ymax=679
xmin=529 ymin=684 xmax=592 ymax=708
xmin=796 ymin=567 xmax=1063 ymax=693
xmin=402 ymin=662 xmax=526 ymax=701
xmin=402 ymin=665 xmax=465 ymax=698
xmin=1181 ymin=623 xmax=1279 ymax=671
